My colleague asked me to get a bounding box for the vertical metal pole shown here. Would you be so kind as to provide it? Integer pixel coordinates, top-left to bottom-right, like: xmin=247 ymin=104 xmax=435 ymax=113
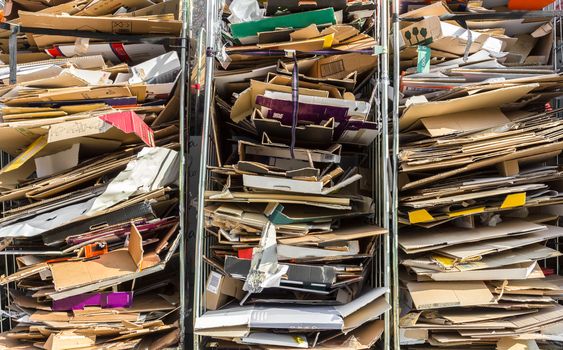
xmin=4 ymin=255 xmax=10 ymax=329
xmin=178 ymin=0 xmax=191 ymax=348
xmin=193 ymin=0 xmax=217 ymax=348
xmin=379 ymin=0 xmax=391 ymax=349
xmin=391 ymin=0 xmax=402 ymax=348
xmin=8 ymin=24 xmax=19 ymax=85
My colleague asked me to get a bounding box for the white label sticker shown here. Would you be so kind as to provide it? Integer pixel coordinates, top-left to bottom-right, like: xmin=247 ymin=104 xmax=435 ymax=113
xmin=206 ymin=271 xmax=222 ymax=294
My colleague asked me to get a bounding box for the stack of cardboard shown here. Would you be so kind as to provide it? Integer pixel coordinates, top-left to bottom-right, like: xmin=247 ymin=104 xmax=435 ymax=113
xmin=0 ymin=1 xmax=183 ymax=349
xmin=194 ymin=1 xmax=390 ymax=349
xmin=397 ymin=1 xmax=563 ymax=348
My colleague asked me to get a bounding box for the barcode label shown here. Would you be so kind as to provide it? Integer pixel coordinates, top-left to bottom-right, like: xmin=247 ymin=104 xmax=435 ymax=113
xmin=319 ymin=60 xmax=345 ymax=77
xmin=207 ymin=272 xmax=222 ymax=294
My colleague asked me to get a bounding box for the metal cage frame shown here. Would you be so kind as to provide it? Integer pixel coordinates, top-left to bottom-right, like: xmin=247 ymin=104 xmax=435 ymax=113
xmin=0 ymin=2 xmax=193 ymax=349
xmin=190 ymin=0 xmax=393 ymax=349
xmin=389 ymin=1 xmax=563 ymax=349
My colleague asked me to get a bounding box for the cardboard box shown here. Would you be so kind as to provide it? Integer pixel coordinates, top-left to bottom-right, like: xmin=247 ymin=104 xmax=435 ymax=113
xmin=230 ymin=79 xmax=329 ymax=123
xmin=205 ymin=271 xmax=244 ymax=311
xmin=400 ymin=16 xmax=505 ymax=55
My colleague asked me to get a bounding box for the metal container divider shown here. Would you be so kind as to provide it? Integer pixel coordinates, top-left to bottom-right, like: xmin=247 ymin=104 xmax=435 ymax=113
xmin=549 ymin=0 xmax=563 ymax=278
xmin=178 ymin=1 xmax=193 ymax=348
xmin=190 ymin=0 xmax=393 ymax=349
xmin=0 ymin=3 xmax=193 ymax=347
xmin=0 ymin=151 xmax=16 ymax=332
xmin=391 ymin=0 xmax=401 ymax=348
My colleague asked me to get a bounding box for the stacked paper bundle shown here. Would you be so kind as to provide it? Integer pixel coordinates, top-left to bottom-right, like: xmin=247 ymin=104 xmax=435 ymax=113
xmin=194 ymin=1 xmax=390 ymax=349
xmin=0 ymin=0 xmax=183 ymax=349
xmin=396 ymin=1 xmax=563 ymax=348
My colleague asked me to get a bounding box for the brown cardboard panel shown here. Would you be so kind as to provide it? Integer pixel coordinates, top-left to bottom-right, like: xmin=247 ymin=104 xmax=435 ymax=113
xmin=279 ymin=224 xmax=386 ymax=246
xmin=277 ymin=57 xmax=357 ymax=91
xmin=407 ymin=281 xmax=496 ymax=310
xmin=399 ymin=220 xmax=545 ymax=254
xmin=439 ymin=309 xmax=537 ymax=324
xmin=2 ymin=86 xmax=132 ymax=105
xmin=76 ymin=0 xmax=152 ymax=16
xmin=419 ymin=108 xmax=510 ymax=137
xmin=400 ymin=84 xmax=536 ymax=131
xmin=402 ymin=141 xmax=563 ymax=190
xmin=44 ymin=332 xmax=95 ymax=350
xmin=18 ymin=11 xmax=182 ymax=48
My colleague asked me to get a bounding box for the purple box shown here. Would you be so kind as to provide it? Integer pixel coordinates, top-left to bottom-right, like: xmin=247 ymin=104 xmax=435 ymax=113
xmin=52 ymin=292 xmax=133 ymax=311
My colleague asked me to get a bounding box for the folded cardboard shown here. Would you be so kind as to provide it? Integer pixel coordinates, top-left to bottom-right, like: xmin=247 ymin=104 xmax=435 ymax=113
xmin=230 ymin=8 xmax=336 ymax=43
xmin=242 ymin=173 xmax=362 ymax=195
xmin=399 ymin=220 xmax=545 ymax=254
xmin=18 ymin=11 xmax=182 ymax=48
xmin=195 ymin=287 xmax=389 ymax=335
xmin=436 ymin=226 xmax=563 ymax=260
xmin=46 ymin=43 xmax=168 ymax=64
xmin=231 ymin=79 xmax=329 ymax=123
xmin=407 ymin=281 xmax=496 ymax=310
xmin=278 ymin=224 xmax=387 ymax=246
xmin=418 ymin=261 xmax=544 ymax=281
xmin=49 ymin=223 xmax=145 ymax=291
xmin=265 ymin=0 xmax=347 ymax=15
xmin=0 ymin=111 xmax=155 ymax=187
xmin=400 ymin=16 xmax=505 ymax=55
xmin=239 ymin=135 xmax=342 ymax=164
xmin=400 ymin=84 xmax=537 ymax=130
xmin=88 ymin=147 xmax=178 ymax=213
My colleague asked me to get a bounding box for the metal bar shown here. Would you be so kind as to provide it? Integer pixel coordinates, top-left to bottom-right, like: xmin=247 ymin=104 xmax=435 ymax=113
xmin=391 ymin=0 xmax=402 ymax=348
xmin=8 ymin=24 xmax=19 ymax=85
xmin=193 ymin=0 xmax=218 ymax=348
xmin=379 ymin=0 xmax=392 ymax=349
xmin=178 ymin=0 xmax=192 ymax=348
xmin=4 ymin=255 xmax=10 ymax=329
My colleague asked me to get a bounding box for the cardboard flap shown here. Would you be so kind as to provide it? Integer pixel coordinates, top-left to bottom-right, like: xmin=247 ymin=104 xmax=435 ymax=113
xmin=334 ymin=287 xmax=387 ymax=318
xmin=99 ymin=111 xmax=155 ymax=147
xmin=128 ymin=223 xmax=144 ymax=272
xmin=342 ymin=297 xmax=390 ymax=333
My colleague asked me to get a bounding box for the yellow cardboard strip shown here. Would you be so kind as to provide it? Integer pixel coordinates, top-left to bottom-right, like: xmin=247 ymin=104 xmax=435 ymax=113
xmin=448 ymin=207 xmax=485 ymax=218
xmin=501 ymin=193 xmax=526 ymax=209
xmin=0 ymin=136 xmax=48 ymax=174
xmin=408 ymin=209 xmax=434 ymax=224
